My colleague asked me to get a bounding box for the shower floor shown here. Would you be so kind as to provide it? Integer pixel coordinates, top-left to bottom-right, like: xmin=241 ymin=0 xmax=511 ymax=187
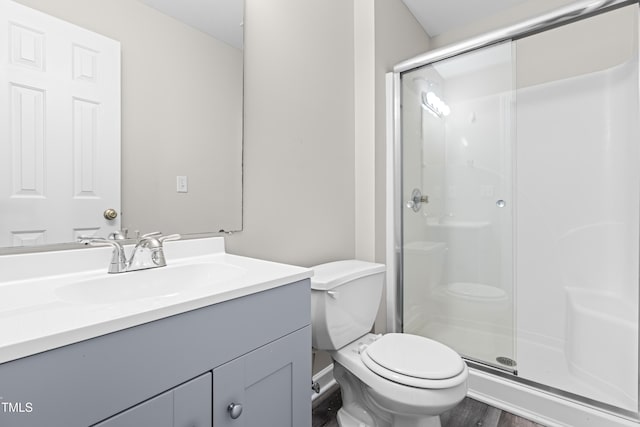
xmin=413 ymin=320 xmax=636 ymax=411
xmin=517 ymin=337 xmax=636 ymax=412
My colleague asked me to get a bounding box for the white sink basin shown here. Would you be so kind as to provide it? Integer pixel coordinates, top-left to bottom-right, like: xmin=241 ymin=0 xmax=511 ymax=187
xmin=55 ymin=262 xmax=246 ymax=304
xmin=0 ymin=237 xmax=312 ymax=365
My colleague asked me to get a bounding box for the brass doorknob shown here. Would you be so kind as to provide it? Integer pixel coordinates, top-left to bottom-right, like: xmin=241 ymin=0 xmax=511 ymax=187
xmin=103 ymin=209 xmax=118 ymax=220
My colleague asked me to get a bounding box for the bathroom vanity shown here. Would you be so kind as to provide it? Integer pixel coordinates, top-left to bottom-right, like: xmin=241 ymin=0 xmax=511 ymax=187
xmin=0 ymin=238 xmax=312 ymax=427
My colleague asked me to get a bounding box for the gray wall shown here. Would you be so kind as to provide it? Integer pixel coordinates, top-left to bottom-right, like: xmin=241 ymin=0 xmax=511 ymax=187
xmin=227 ymin=0 xmax=430 ymax=272
xmin=226 ymin=0 xmax=357 ymax=266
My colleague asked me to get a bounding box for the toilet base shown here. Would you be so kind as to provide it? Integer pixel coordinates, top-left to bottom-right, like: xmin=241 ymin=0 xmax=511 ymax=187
xmin=334 ymin=362 xmax=385 ymax=426
xmin=337 ymin=407 xmax=377 ymax=427
xmin=390 ymin=415 xmax=442 ymax=427
xmin=334 ymin=361 xmax=449 ymax=427
xmin=338 ymin=410 xmax=442 ymax=427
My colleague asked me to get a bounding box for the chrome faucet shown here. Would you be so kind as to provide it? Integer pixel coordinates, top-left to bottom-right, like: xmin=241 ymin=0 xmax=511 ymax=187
xmin=128 ymin=232 xmax=181 ymax=271
xmin=79 ymin=232 xmax=181 ymax=273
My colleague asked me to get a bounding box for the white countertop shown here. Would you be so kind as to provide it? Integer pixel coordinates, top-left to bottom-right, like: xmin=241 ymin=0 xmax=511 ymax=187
xmin=0 ymin=237 xmax=312 ymax=365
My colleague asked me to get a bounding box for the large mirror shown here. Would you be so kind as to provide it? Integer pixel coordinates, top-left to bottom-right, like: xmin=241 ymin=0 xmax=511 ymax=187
xmin=0 ymin=0 xmax=243 ymax=251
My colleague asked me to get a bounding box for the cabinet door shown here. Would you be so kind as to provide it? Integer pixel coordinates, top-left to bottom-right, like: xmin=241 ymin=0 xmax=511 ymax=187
xmin=94 ymin=372 xmax=211 ymax=427
xmin=174 ymin=372 xmax=212 ymax=427
xmin=213 ymin=326 xmax=311 ymax=427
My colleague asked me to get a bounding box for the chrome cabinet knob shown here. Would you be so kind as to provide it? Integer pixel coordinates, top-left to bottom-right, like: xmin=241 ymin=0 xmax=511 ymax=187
xmin=103 ymin=208 xmax=118 ymax=220
xmin=227 ymin=402 xmax=243 ymax=419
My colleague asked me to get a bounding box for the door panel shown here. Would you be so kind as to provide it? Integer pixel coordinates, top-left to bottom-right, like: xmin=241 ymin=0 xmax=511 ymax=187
xmin=0 ymin=0 xmax=120 ymax=246
xmin=401 ymin=42 xmax=515 ymax=370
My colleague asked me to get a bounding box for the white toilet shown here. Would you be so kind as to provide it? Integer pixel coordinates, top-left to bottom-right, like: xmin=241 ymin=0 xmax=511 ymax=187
xmin=311 ymin=260 xmax=468 ymax=427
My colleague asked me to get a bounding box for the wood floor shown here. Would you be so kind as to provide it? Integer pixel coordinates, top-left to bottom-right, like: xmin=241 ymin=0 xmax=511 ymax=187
xmin=312 ymin=389 xmax=545 ymax=427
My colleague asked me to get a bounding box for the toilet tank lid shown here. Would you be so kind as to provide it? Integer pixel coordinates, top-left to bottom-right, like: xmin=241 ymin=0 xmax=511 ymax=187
xmin=310 ymin=260 xmax=386 ymax=290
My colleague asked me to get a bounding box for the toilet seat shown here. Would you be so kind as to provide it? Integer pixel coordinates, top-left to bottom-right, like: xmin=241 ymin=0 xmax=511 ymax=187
xmin=360 ymin=334 xmax=466 ymax=389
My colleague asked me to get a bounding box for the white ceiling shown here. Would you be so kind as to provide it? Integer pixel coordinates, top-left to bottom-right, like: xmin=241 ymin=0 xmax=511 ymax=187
xmin=139 ymin=0 xmax=243 ymax=49
xmin=138 ymin=0 xmax=528 ymax=51
xmin=402 ymin=0 xmax=529 ymax=37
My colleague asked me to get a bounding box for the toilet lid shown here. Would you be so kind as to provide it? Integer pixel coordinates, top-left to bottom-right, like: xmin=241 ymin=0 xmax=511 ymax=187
xmin=362 ymin=334 xmax=465 ymax=383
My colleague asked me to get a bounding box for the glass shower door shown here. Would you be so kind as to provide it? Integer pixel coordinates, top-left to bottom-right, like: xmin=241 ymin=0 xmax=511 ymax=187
xmin=400 ymin=42 xmax=516 ymax=370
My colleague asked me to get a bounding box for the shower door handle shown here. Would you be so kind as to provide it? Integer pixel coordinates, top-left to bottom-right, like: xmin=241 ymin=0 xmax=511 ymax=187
xmin=406 ymin=188 xmax=428 ymax=212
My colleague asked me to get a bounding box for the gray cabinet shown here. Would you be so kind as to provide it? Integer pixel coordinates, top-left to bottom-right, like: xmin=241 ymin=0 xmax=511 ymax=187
xmin=94 ymin=373 xmax=211 ymax=427
xmin=0 ymin=280 xmax=311 ymax=427
xmin=213 ymin=328 xmax=309 ymax=427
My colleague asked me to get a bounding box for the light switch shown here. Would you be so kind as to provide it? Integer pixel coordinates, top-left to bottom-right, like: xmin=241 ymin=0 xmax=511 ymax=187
xmin=177 ymin=176 xmax=188 ymax=193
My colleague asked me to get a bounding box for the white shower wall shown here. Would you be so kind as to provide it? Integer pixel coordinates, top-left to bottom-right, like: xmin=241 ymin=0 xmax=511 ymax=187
xmin=515 ymin=53 xmax=639 ymax=413
xmin=512 ymin=6 xmax=639 ymax=411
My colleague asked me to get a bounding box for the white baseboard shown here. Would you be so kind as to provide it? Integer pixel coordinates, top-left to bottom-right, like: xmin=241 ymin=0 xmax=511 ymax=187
xmin=469 ymin=369 xmax=639 ymax=427
xmin=312 ymin=363 xmax=338 ymax=403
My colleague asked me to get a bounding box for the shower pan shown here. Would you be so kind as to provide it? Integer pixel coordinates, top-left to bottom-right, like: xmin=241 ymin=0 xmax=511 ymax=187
xmin=387 ymin=0 xmax=640 ymax=424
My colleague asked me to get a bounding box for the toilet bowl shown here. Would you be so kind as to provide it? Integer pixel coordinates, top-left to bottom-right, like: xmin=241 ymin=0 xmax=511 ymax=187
xmin=333 ymin=334 xmax=468 ymax=427
xmin=311 ymin=260 xmax=469 ymax=427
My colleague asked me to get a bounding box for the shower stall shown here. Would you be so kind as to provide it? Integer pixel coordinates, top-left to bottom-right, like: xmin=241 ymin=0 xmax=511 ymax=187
xmin=387 ymin=0 xmax=640 ymax=424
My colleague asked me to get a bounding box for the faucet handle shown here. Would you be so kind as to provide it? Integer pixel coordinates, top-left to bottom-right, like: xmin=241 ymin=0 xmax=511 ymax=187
xmin=140 ymin=231 xmax=162 ymax=240
xmin=158 ymin=234 xmax=181 ymax=244
xmin=78 ymin=236 xmax=127 ymax=273
xmin=79 ymin=235 xmax=122 ymax=247
xmin=144 ymin=234 xmax=179 ymax=268
xmin=139 ymin=232 xmax=180 ymax=243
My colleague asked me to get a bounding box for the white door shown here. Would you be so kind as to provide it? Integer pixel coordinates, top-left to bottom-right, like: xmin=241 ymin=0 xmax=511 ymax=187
xmin=0 ymin=0 xmax=121 ymax=247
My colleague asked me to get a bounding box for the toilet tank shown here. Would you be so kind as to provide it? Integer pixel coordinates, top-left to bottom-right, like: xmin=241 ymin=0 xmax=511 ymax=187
xmin=310 ymin=260 xmax=386 ymax=351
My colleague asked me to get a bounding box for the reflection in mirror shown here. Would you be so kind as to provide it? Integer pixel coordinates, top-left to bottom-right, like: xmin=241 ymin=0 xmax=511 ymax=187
xmin=0 ymin=0 xmax=243 ymax=251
